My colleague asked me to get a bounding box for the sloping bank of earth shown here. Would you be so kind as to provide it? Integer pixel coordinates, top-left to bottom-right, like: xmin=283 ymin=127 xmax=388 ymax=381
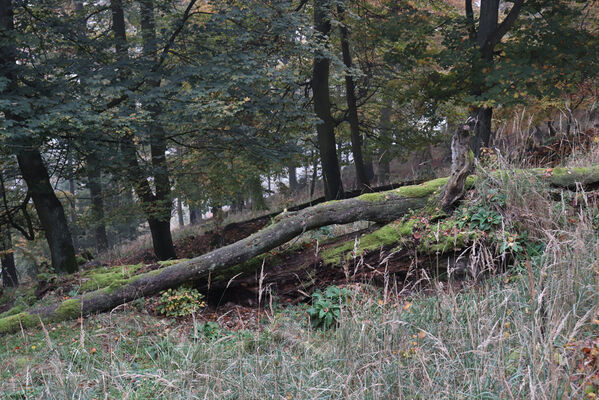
xmin=1 ymin=166 xmax=598 ymax=334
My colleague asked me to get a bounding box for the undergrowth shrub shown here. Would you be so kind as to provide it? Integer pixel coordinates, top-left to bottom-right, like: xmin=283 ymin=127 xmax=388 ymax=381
xmin=157 ymin=287 xmax=206 ymax=317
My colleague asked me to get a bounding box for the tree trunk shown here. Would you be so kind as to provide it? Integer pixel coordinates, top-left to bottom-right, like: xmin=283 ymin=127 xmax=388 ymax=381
xmin=1 ymin=0 xmax=77 ymax=275
xmin=470 ymin=107 xmax=493 ymax=155
xmin=338 ymin=2 xmax=369 ymax=191
xmin=288 ymin=164 xmax=298 ymax=192
xmin=309 ymin=154 xmax=319 ymax=198
xmin=313 ymin=0 xmax=344 ymax=200
xmin=363 ymin=143 xmax=376 ymax=184
xmin=140 ymin=0 xmax=176 ymax=259
xmin=16 ymin=150 xmax=78 ymax=274
xmin=468 ymin=0 xmax=524 ymax=154
xmin=87 ymin=153 xmax=109 ymax=252
xmin=189 ymin=206 xmax=201 ymax=224
xmin=377 ymin=106 xmax=393 ymax=184
xmin=111 ymin=0 xmax=176 ymax=260
xmin=148 ymin=218 xmax=175 ymax=260
xmin=68 ymin=158 xmax=78 ymax=251
xmin=0 ymin=225 xmax=18 ymax=287
xmin=469 ymin=0 xmax=498 ymax=153
xmin=177 ymin=198 xmax=184 ymax=227
xmin=250 ymin=176 xmax=268 ymax=211
xmin=441 ymin=121 xmax=476 ymax=210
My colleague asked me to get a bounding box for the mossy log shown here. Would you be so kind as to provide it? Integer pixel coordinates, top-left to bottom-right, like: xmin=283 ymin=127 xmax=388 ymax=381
xmin=3 ymin=166 xmax=599 ymax=334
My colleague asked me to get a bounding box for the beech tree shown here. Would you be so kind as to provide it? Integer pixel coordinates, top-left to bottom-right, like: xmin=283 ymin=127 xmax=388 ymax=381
xmin=313 ymin=0 xmax=344 ymax=200
xmin=0 ymin=0 xmax=78 ymax=274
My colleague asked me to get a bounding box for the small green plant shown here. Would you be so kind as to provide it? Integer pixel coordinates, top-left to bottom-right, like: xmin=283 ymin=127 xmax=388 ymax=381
xmin=199 ymin=321 xmax=222 ymax=340
xmin=157 ymin=287 xmax=206 ymax=317
xmin=499 ymin=232 xmax=524 ymax=254
xmin=469 ymin=207 xmax=503 ymax=231
xmin=485 ymin=188 xmax=506 ymax=207
xmin=307 ymin=286 xmax=350 ymax=330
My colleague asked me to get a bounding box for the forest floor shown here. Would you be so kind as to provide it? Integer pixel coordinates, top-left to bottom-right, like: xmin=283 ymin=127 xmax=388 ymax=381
xmin=3 ymin=145 xmax=599 ymax=397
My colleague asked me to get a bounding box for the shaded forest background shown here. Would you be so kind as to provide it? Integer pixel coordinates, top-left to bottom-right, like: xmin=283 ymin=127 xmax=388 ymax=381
xmin=1 ymin=0 xmax=598 ymax=282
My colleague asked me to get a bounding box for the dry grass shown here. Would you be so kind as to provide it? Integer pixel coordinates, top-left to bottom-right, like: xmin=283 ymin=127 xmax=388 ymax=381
xmin=4 ymin=158 xmax=599 ymax=398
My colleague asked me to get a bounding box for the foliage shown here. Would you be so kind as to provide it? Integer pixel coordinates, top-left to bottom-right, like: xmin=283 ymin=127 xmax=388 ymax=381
xmin=157 ymin=287 xmax=206 ymax=318
xmin=468 ymin=207 xmax=503 ymax=231
xmin=197 ymin=321 xmax=222 ymax=340
xmin=307 ymin=286 xmax=350 ymax=330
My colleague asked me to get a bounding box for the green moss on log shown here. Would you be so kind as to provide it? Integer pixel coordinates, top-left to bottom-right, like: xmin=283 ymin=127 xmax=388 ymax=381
xmin=80 ymin=264 xmax=143 ymax=292
xmin=0 ymin=312 xmax=39 ymax=334
xmin=0 ymin=305 xmax=26 ymax=319
xmin=321 ymin=219 xmax=416 ymax=265
xmin=418 ymin=231 xmax=478 ymax=254
xmin=359 ymin=178 xmax=449 ymax=202
xmin=54 ymin=299 xmax=81 ymax=321
xmin=157 ymin=259 xmax=188 ymax=267
xmin=544 ymin=166 xmax=599 ymax=187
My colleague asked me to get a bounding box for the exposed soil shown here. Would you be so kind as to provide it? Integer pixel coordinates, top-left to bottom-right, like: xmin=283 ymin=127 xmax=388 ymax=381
xmin=205 ymin=229 xmax=459 ymax=308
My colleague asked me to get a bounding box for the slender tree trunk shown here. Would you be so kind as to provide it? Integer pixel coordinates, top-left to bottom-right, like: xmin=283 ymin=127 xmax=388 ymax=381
xmin=288 ymin=164 xmax=298 ymax=192
xmin=0 ymin=224 xmax=18 ymax=288
xmin=468 ymin=0 xmax=524 ymax=153
xmin=177 ymin=198 xmax=184 ymax=227
xmin=377 ymin=106 xmax=392 ymax=184
xmin=310 ymin=153 xmax=319 ymax=198
xmin=250 ymin=176 xmax=267 ymax=211
xmin=189 ymin=205 xmax=202 ymax=225
xmin=68 ymin=158 xmax=79 ymax=251
xmin=313 ymin=0 xmax=343 ymax=200
xmin=338 ymin=2 xmax=369 ymax=191
xmin=140 ymin=0 xmax=176 ymax=260
xmin=17 ymin=150 xmax=78 ymax=274
xmin=363 ymin=140 xmax=376 ymax=184
xmin=111 ymin=0 xmax=176 ymax=260
xmin=87 ymin=154 xmax=109 ymax=252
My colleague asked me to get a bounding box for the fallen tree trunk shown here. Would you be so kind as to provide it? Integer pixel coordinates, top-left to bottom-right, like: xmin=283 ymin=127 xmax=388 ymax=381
xmin=2 ymin=166 xmax=599 ymax=334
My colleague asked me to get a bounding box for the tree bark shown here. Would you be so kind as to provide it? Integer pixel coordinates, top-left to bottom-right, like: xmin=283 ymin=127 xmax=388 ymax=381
xmin=249 ymin=176 xmax=268 ymax=211
xmin=288 ymin=164 xmax=298 ymax=192
xmin=377 ymin=106 xmax=393 ymax=183
xmin=139 ymin=0 xmax=176 ymax=260
xmin=338 ymin=2 xmax=369 ymax=191
xmin=313 ymin=0 xmax=344 ymax=200
xmin=177 ymin=198 xmax=184 ymax=227
xmin=309 ymin=153 xmax=319 ymax=198
xmin=470 ymin=0 xmax=498 ymax=153
xmin=468 ymin=0 xmax=524 ymax=153
xmin=0 ymin=225 xmax=18 ymax=287
xmin=5 ymin=165 xmax=599 ymax=333
xmin=16 ymin=150 xmax=78 ymax=274
xmin=441 ymin=121 xmax=476 ymax=210
xmin=68 ymin=156 xmax=79 ymax=251
xmin=87 ymin=154 xmax=109 ymax=252
xmin=189 ymin=206 xmax=201 ymax=224
xmin=111 ymin=0 xmax=176 ymax=260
